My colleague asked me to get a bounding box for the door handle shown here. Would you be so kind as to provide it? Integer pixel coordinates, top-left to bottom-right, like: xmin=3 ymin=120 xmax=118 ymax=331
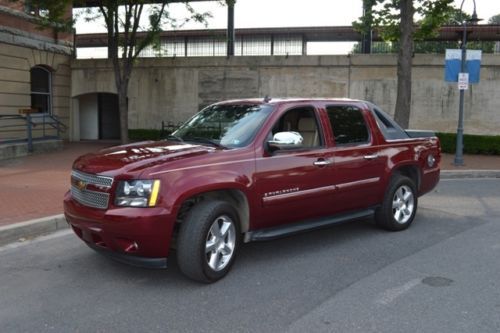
xmin=313 ymin=159 xmax=332 ymax=167
xmin=364 ymin=154 xmax=379 ymax=160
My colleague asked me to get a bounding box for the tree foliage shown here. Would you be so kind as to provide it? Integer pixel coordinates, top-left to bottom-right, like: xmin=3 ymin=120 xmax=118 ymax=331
xmin=354 ymin=0 xmax=455 ymax=129
xmin=489 ymin=13 xmax=500 ymax=24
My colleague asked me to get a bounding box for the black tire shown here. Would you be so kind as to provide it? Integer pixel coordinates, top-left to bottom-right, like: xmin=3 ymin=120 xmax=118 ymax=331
xmin=375 ymin=175 xmax=418 ymax=231
xmin=176 ymin=200 xmax=240 ymax=283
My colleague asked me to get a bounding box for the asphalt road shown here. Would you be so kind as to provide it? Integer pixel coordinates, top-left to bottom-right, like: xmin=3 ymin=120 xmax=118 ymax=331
xmin=1 ymin=179 xmax=499 ymax=332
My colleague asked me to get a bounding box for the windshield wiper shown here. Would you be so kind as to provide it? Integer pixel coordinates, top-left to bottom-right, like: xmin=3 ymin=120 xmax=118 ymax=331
xmin=184 ymin=137 xmax=225 ymax=148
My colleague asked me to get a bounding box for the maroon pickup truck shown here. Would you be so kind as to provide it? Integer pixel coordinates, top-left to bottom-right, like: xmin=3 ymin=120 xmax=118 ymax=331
xmin=64 ymin=98 xmax=440 ymax=282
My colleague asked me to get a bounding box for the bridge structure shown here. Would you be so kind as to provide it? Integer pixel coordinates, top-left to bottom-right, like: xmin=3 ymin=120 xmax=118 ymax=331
xmin=75 ymin=24 xmax=500 ymax=57
xmin=73 ymin=1 xmax=500 ymax=57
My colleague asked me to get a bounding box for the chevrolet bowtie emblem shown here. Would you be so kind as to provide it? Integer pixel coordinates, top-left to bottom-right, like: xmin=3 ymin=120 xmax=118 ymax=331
xmin=75 ymin=180 xmax=86 ymax=191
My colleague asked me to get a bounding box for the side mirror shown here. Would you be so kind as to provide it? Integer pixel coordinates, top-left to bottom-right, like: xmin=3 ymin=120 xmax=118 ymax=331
xmin=267 ymin=131 xmax=303 ymax=150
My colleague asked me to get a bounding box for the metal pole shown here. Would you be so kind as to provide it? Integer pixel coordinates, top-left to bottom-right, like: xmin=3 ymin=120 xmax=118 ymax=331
xmin=26 ymin=113 xmax=33 ymax=153
xmin=226 ymin=2 xmax=235 ymax=57
xmin=454 ymin=21 xmax=467 ymax=166
xmin=454 ymin=0 xmax=479 ymax=166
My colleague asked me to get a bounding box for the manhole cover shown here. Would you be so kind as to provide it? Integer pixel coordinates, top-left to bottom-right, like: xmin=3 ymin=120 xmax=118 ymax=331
xmin=422 ymin=276 xmax=454 ymax=287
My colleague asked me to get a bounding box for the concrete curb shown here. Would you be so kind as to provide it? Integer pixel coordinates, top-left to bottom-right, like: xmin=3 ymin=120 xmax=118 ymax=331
xmin=0 ymin=214 xmax=68 ymax=247
xmin=441 ymin=170 xmax=500 ymax=179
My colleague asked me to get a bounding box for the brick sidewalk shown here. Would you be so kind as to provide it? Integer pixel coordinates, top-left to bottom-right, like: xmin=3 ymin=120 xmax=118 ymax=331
xmin=0 ymin=142 xmax=113 ymax=226
xmin=0 ymin=142 xmax=499 ymax=227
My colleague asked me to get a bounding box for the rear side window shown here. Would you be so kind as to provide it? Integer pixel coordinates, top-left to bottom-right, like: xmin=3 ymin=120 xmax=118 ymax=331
xmin=326 ymin=106 xmax=369 ymax=145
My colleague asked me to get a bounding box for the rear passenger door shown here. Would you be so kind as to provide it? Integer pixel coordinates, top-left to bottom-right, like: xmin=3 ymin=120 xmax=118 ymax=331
xmin=326 ymin=105 xmax=385 ymax=213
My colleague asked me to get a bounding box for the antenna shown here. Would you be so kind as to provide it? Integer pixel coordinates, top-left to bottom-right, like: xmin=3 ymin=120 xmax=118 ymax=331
xmin=263 ymin=95 xmax=271 ymax=103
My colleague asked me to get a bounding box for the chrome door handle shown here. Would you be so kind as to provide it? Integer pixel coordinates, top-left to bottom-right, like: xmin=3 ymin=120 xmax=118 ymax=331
xmin=364 ymin=154 xmax=379 ymax=160
xmin=313 ymin=159 xmax=332 ymax=166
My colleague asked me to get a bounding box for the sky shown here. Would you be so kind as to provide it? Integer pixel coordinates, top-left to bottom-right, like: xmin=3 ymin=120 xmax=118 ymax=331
xmin=75 ymin=0 xmax=500 ymax=56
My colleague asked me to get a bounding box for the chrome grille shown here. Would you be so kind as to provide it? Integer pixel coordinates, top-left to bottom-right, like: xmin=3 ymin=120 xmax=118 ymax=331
xmin=71 ymin=170 xmax=113 ymax=188
xmin=71 ymin=186 xmax=110 ymax=209
xmin=70 ymin=170 xmax=113 ymax=209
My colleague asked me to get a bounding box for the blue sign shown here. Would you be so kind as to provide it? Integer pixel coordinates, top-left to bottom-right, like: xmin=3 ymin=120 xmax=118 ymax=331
xmin=445 ymin=49 xmax=481 ymax=84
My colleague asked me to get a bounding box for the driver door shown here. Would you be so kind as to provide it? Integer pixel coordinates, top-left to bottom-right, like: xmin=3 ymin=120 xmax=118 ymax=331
xmin=253 ymin=105 xmax=335 ymax=229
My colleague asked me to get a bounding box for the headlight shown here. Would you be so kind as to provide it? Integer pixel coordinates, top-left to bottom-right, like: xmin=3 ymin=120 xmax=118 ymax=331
xmin=115 ymin=180 xmax=161 ymax=207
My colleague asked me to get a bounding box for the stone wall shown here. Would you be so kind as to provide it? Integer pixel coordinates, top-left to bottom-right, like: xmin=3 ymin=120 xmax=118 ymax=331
xmin=71 ymin=54 xmax=500 ymax=136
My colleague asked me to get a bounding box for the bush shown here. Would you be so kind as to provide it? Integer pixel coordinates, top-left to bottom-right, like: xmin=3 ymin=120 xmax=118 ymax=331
xmin=128 ymin=129 xmax=165 ymax=141
xmin=436 ymin=132 xmax=500 ymax=155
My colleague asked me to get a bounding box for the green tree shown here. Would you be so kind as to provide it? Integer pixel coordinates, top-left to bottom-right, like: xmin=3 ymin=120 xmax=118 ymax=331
xmin=354 ymin=0 xmax=454 ymax=129
xmin=489 ymin=14 xmax=500 ymax=24
xmin=29 ymin=0 xmax=210 ymax=143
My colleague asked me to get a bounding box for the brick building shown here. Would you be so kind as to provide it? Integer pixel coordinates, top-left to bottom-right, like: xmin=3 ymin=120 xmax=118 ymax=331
xmin=0 ymin=0 xmax=72 ymax=143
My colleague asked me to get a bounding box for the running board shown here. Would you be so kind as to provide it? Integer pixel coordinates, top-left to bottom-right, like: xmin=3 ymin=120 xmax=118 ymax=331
xmin=245 ymin=209 xmax=375 ymax=242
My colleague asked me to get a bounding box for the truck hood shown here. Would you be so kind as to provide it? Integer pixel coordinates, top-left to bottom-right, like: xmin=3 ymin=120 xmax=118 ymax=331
xmin=72 ymin=141 xmax=216 ymax=177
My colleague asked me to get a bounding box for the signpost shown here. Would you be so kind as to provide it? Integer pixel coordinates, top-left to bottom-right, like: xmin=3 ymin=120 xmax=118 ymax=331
xmin=444 ymin=48 xmax=481 ymax=166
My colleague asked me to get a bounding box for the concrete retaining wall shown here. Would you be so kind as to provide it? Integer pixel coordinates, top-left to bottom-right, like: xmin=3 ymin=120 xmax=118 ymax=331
xmin=71 ymin=55 xmax=500 ymax=135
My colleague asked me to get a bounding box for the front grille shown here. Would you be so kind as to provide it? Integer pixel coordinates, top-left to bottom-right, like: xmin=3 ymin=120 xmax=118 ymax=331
xmin=70 ymin=170 xmax=113 ymax=209
xmin=71 ymin=170 xmax=113 ymax=188
xmin=71 ymin=186 xmax=110 ymax=209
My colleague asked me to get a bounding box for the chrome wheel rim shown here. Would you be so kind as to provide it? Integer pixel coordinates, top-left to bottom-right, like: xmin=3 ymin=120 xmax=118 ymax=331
xmin=205 ymin=215 xmax=236 ymax=271
xmin=392 ymin=185 xmax=415 ymax=224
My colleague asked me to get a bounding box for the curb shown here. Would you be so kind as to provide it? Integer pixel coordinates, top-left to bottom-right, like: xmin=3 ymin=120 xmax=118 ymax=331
xmin=441 ymin=170 xmax=500 ymax=179
xmin=0 ymin=214 xmax=68 ymax=247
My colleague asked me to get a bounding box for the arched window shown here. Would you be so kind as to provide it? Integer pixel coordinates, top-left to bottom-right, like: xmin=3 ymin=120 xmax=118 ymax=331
xmin=30 ymin=66 xmax=52 ymax=113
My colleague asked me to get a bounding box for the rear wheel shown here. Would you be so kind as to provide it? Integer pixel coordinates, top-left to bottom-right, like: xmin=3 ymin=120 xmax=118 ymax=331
xmin=177 ymin=200 xmax=240 ymax=283
xmin=375 ymin=175 xmax=417 ymax=231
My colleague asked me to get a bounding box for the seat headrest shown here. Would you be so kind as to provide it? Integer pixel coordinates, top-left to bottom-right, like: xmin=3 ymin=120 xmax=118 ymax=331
xmin=298 ymin=117 xmax=316 ymax=131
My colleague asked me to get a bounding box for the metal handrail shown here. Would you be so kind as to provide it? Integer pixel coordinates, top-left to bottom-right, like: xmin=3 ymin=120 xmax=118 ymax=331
xmin=0 ymin=112 xmax=66 ymax=152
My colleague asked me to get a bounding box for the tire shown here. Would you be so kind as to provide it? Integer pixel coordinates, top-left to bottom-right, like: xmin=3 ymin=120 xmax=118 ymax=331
xmin=176 ymin=200 xmax=240 ymax=283
xmin=375 ymin=175 xmax=418 ymax=231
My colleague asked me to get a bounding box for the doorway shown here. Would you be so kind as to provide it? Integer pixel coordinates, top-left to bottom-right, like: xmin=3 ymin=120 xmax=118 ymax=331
xmin=78 ymin=93 xmax=120 ymax=140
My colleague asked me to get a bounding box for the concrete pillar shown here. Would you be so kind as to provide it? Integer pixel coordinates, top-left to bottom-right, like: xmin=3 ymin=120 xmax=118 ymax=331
xmin=70 ymin=98 xmax=80 ymax=142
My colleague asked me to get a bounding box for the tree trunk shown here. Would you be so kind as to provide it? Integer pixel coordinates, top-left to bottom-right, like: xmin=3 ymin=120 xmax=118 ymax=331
xmin=394 ymin=0 xmax=414 ymax=129
xmin=118 ymin=84 xmax=129 ymax=144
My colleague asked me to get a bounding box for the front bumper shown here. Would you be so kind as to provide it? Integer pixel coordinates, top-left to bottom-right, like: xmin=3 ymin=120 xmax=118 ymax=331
xmin=64 ymin=191 xmax=176 ymax=266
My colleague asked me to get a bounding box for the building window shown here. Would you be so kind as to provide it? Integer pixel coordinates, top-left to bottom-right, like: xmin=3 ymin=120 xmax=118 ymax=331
xmin=30 ymin=66 xmax=52 ymax=114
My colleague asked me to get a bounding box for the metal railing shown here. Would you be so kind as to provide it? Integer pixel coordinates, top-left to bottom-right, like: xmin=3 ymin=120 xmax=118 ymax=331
xmin=0 ymin=112 xmax=67 ymax=152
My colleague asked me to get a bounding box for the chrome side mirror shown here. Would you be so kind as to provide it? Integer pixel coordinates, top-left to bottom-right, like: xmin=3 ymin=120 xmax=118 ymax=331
xmin=267 ymin=131 xmax=303 ymax=150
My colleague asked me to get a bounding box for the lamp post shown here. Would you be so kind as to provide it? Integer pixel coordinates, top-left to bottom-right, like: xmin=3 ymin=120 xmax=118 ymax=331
xmin=454 ymin=0 xmax=480 ymax=166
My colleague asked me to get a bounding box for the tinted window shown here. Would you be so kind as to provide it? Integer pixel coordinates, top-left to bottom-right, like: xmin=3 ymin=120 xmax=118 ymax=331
xmin=270 ymin=107 xmax=322 ymax=148
xmin=326 ymin=106 xmax=369 ymax=145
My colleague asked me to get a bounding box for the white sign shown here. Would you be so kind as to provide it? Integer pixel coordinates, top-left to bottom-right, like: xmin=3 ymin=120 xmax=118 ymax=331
xmin=458 ymin=72 xmax=469 ymax=90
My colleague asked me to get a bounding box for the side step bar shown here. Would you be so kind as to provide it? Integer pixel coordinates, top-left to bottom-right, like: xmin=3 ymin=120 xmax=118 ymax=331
xmin=245 ymin=209 xmax=375 ymax=242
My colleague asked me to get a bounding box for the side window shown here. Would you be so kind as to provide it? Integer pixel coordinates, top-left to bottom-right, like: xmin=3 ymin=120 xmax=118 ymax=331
xmin=270 ymin=107 xmax=322 ymax=148
xmin=326 ymin=105 xmax=369 ymax=145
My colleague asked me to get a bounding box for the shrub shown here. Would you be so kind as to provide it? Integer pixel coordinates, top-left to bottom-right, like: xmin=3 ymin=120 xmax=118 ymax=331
xmin=436 ymin=132 xmax=500 ymax=155
xmin=128 ymin=129 xmax=164 ymax=141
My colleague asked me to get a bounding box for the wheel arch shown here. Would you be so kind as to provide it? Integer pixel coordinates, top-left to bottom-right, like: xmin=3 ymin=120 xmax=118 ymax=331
xmin=175 ymin=188 xmax=250 ymax=233
xmin=391 ymin=163 xmax=421 ymax=191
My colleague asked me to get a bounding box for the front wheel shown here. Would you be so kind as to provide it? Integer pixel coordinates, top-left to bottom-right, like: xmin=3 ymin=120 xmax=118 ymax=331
xmin=375 ymin=175 xmax=418 ymax=231
xmin=176 ymin=200 xmax=240 ymax=283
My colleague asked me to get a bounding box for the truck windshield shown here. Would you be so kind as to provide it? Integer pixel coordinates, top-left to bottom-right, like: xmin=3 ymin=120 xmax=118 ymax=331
xmin=172 ymin=104 xmax=273 ymax=148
